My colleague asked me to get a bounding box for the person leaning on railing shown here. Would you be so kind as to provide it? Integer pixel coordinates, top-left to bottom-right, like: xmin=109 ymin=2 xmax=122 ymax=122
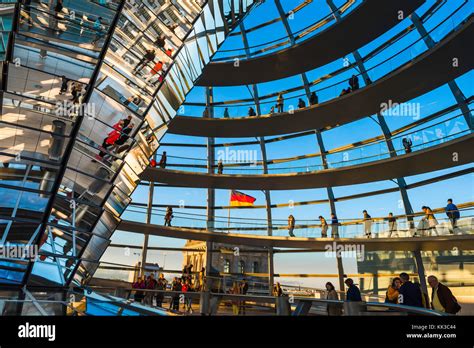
xmin=273 ymin=282 xmax=283 ymax=297
xmin=288 ymin=214 xmax=295 ymax=237
xmin=386 ymin=212 xmax=398 ymax=238
xmin=445 ymin=199 xmax=460 ymax=234
xmin=330 ymin=213 xmax=339 ymax=238
xmin=362 ymin=210 xmax=372 ymax=238
xmin=421 ymin=206 xmax=439 ymax=236
xmin=319 ymin=216 xmax=328 ymax=238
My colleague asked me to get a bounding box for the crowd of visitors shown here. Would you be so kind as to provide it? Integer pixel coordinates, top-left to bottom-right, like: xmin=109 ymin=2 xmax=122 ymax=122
xmin=285 ymin=199 xmax=461 ymax=238
xmin=383 ymin=273 xmax=461 ymax=314
xmin=132 ymin=265 xmax=206 ymax=314
xmin=132 ymin=268 xmax=461 ymax=316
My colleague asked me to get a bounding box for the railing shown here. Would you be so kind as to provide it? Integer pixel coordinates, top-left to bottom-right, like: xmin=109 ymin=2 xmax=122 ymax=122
xmin=69 ymin=289 xmax=173 ymax=316
xmin=178 ymin=2 xmax=471 ymax=118
xmin=19 ymin=5 xmax=112 ymax=52
xmin=156 ymin=112 xmax=472 ymax=174
xmin=121 ymin=205 xmax=474 ymax=239
xmin=0 ymin=298 xmax=85 ymax=316
xmin=77 ymin=287 xmax=447 ymax=316
xmin=212 ymin=0 xmax=362 ymax=61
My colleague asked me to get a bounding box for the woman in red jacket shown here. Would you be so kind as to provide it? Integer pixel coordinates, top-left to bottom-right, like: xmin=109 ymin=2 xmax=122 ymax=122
xmin=98 ymin=125 xmax=122 ymax=159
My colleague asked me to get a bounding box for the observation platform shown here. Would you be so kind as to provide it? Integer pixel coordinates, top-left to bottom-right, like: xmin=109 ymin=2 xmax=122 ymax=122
xmin=140 ymin=134 xmax=474 ymax=190
xmin=168 ymin=17 xmax=473 ymax=137
xmin=119 ymin=220 xmax=474 ymax=251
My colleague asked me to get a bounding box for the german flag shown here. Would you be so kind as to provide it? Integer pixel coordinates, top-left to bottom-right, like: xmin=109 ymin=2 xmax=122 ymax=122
xmin=230 ymin=190 xmax=256 ymax=207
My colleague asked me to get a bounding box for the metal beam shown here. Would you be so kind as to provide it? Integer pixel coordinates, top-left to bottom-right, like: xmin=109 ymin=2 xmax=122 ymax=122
xmin=141 ymin=158 xmax=156 ymax=278
xmin=410 ymin=12 xmax=472 ymax=129
xmin=22 ymin=286 xmax=48 ymax=316
xmin=21 ymin=0 xmax=127 ymax=286
xmin=206 ymin=86 xmax=215 ymax=278
xmin=240 ymin=20 xmax=274 ymax=294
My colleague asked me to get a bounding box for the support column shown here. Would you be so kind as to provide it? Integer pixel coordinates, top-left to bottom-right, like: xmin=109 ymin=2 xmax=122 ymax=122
xmin=205 ymin=87 xmax=215 ymax=281
xmin=349 ymin=25 xmax=421 ymax=293
xmin=410 ymin=12 xmax=472 ymax=128
xmin=414 ymin=250 xmax=428 ymax=295
xmin=141 ymin=158 xmax=155 ymax=277
xmin=239 ymin=21 xmax=275 ymax=294
xmin=278 ymin=0 xmax=346 ymax=293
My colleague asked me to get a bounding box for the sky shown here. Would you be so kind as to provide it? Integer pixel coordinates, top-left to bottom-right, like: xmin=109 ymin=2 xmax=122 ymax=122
xmin=98 ymin=0 xmax=474 ymax=290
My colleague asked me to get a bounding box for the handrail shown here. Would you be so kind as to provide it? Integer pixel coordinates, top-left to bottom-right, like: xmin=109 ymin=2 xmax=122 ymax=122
xmin=164 ymin=130 xmax=472 ymax=172
xmin=123 ymin=205 xmax=474 ymax=227
xmin=365 ymin=301 xmax=447 ymax=316
xmin=213 ymin=0 xmax=360 ymax=57
xmin=156 ymin=110 xmax=472 ymax=168
xmin=181 ymin=3 xmax=471 ymax=113
xmin=77 ymin=288 xmax=446 ymax=316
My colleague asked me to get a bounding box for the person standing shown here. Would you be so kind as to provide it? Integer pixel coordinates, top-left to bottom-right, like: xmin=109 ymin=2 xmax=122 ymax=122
xmin=445 ymin=199 xmax=460 ymax=234
xmin=111 ymin=122 xmax=134 ymax=155
xmin=70 ymin=82 xmax=82 ymax=104
xmin=230 ymin=282 xmax=240 ymax=315
xmin=144 ymin=274 xmax=157 ymax=306
xmin=385 ymin=277 xmax=401 ymax=304
xmin=348 ymin=74 xmax=359 ymax=91
xmin=217 ymin=159 xmax=224 ymax=174
xmin=427 ymin=275 xmax=461 ymax=314
xmin=273 ymin=282 xmax=283 ymax=297
xmin=164 ymin=207 xmax=173 ymax=226
xmin=52 ymin=0 xmax=63 ymax=32
xmin=171 ymin=277 xmax=181 ymax=311
xmin=422 ymin=206 xmax=438 ymax=236
xmin=288 ymin=214 xmax=295 ymax=237
xmin=98 ymin=125 xmax=121 ymax=159
xmin=325 ymin=282 xmax=341 ymax=316
xmin=276 ymin=93 xmax=284 ymax=113
xmin=387 ymin=212 xmax=398 ymax=237
xmin=132 ymin=275 xmax=146 ymax=303
xmin=398 ymin=272 xmax=423 ymax=307
xmin=330 ymin=213 xmax=339 ymax=238
xmin=154 ymin=34 xmax=166 ymax=49
xmin=344 ymin=278 xmax=362 ymax=302
xmin=402 ymin=137 xmax=413 ymax=154
xmin=133 ymin=49 xmax=156 ymax=73
xmin=22 ymin=0 xmax=33 ymax=26
xmin=223 ymin=107 xmax=230 ymax=118
xmin=183 ymin=278 xmax=194 ymax=313
xmin=363 ymin=210 xmax=372 ymax=238
xmin=309 ymin=91 xmax=319 ymax=106
xmin=91 ymin=17 xmax=105 ymax=45
xmin=155 ymin=276 xmax=165 ymax=307
xmin=297 ymin=98 xmax=306 ymax=109
xmin=319 ymin=216 xmax=328 ymax=238
xmin=239 ymin=279 xmax=249 ymax=315
xmin=248 ymin=107 xmax=256 ymax=117
xmin=59 ymin=75 xmax=69 ymax=95
xmin=159 ymin=151 xmax=167 ymax=168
